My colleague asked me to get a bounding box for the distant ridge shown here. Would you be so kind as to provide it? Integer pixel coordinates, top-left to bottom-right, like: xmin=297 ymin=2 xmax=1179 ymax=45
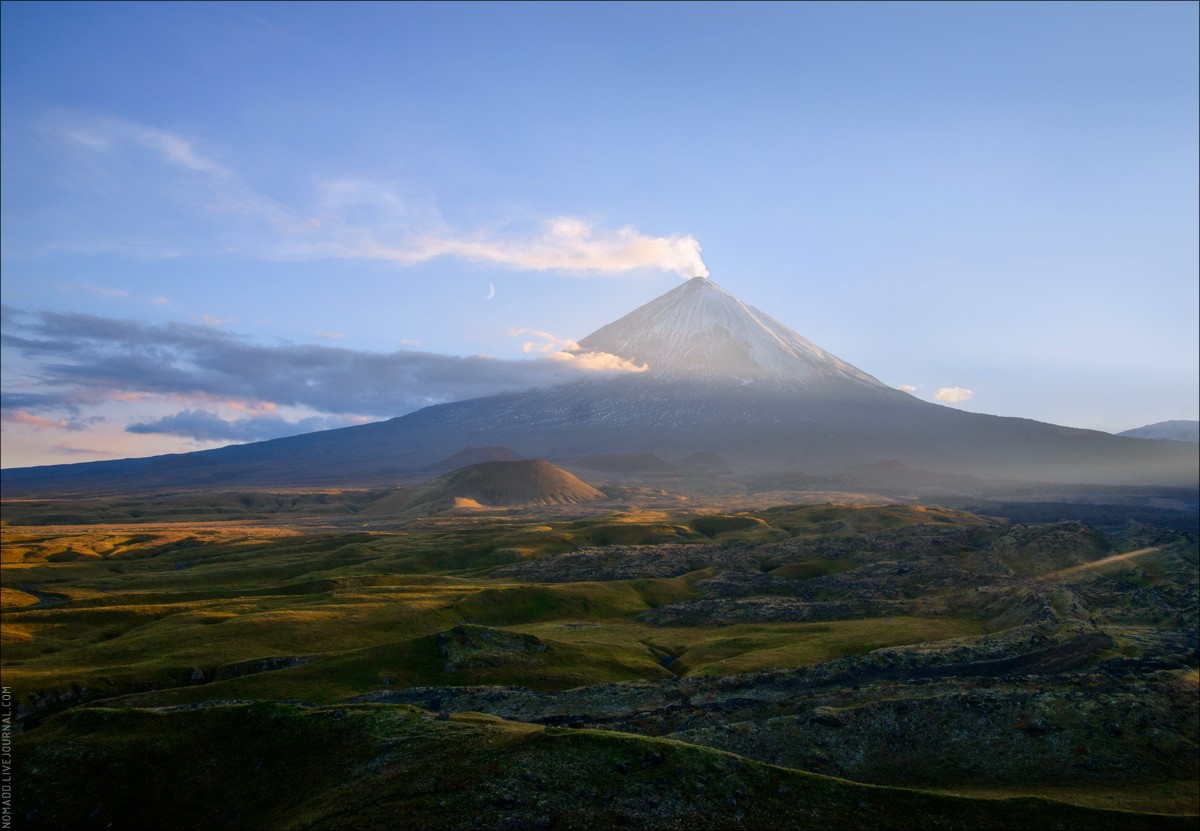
xmin=1117 ymin=421 xmax=1199 ymax=443
xmin=579 ymin=453 xmax=672 ymax=473
xmin=427 ymin=446 xmax=524 ymax=471
xmin=676 ymin=452 xmax=732 ymax=474
xmin=403 ymin=459 xmax=605 ymax=513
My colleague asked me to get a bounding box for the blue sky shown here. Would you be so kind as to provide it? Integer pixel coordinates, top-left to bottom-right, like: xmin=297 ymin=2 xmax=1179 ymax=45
xmin=2 ymin=1 xmax=1197 ymax=468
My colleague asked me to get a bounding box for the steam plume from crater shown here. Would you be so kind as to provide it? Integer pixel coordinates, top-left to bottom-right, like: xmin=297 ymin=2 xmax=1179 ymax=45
xmin=400 ymin=217 xmax=709 ymax=279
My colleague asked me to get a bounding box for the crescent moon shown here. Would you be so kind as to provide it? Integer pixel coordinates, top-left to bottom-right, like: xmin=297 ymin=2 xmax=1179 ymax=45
xmin=486 ymin=282 xmax=496 ymax=301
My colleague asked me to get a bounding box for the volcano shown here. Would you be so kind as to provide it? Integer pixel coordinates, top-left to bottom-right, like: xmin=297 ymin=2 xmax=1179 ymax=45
xmin=575 ymin=277 xmax=888 ymax=389
xmin=3 ymin=277 xmax=1196 ymax=493
xmin=403 ymin=459 xmax=605 ymax=513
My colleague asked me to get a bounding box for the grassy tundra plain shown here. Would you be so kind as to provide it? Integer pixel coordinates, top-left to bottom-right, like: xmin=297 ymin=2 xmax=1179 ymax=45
xmin=2 ymin=491 xmax=1197 ymax=829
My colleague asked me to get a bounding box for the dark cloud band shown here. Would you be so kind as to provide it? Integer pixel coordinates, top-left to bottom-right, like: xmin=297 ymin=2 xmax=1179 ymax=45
xmin=1 ymin=306 xmax=637 ymax=441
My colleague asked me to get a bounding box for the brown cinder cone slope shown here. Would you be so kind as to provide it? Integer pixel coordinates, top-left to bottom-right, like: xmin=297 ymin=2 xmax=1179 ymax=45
xmin=403 ymin=459 xmax=604 ymax=512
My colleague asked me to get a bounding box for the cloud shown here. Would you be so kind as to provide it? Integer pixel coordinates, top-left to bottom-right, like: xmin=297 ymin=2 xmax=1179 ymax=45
xmin=361 ymin=217 xmax=710 ymax=279
xmin=226 ymin=400 xmax=278 ymax=414
xmin=5 ymin=411 xmax=75 ymax=430
xmin=1 ymin=388 xmax=111 ymax=417
xmin=935 ymin=386 xmax=974 ymax=403
xmin=55 ymin=118 xmax=709 ymax=279
xmin=512 ymin=328 xmax=574 ymax=355
xmin=898 ymin=384 xmax=918 ymax=393
xmin=551 ymin=350 xmax=649 ymax=372
xmin=135 ymin=129 xmax=229 ymax=177
xmin=51 ymin=443 xmax=119 ymax=457
xmin=152 ymin=296 xmax=170 ymax=305
xmin=65 ymin=120 xmax=230 ymax=178
xmin=509 ymin=328 xmax=647 ymax=372
xmin=127 ymin=409 xmax=362 ymax=442
xmin=84 ymin=286 xmax=131 ymax=298
xmin=314 ymin=331 xmax=344 ymax=340
xmin=1 ymin=309 xmax=648 ymax=428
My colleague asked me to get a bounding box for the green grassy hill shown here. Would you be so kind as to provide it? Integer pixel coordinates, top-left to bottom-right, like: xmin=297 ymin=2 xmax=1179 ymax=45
xmin=402 ymin=459 xmax=606 ymax=512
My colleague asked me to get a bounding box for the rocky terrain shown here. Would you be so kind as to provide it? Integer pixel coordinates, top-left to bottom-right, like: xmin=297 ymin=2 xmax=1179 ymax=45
xmin=373 ymin=514 xmax=1199 ymax=813
xmin=362 ymin=641 xmax=1197 ymax=792
xmin=5 ymin=499 xmax=1197 ymax=827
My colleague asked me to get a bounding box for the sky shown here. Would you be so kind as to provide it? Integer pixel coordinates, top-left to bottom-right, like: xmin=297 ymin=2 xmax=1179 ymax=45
xmin=2 ymin=1 xmax=1197 ymax=469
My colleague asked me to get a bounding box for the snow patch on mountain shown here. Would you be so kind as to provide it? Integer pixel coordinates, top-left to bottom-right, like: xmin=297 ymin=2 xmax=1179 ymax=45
xmin=574 ymin=277 xmax=889 ymax=389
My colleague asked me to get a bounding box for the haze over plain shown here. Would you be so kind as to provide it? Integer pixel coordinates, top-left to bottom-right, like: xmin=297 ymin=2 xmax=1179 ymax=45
xmin=2 ymin=2 xmax=1197 ymax=468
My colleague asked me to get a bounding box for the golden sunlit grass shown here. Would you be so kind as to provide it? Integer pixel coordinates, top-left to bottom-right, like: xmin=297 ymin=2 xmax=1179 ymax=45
xmin=508 ymin=616 xmax=985 ymax=678
xmin=0 ymin=502 xmax=997 ymax=709
xmin=4 ymin=498 xmax=1197 ymax=824
xmin=1 ymin=621 xmax=37 ymax=642
xmin=926 ymin=782 xmax=1200 ymax=817
xmin=1049 ymin=546 xmax=1164 ymax=579
xmin=757 ymin=503 xmax=995 ymax=536
xmin=1 ymin=586 xmax=40 ymax=607
xmin=0 ymin=504 xmax=993 ymax=701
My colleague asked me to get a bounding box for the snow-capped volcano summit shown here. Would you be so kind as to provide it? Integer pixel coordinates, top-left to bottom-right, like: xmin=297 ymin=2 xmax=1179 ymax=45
xmin=576 ymin=277 xmax=889 ymax=390
xmin=5 ymin=275 xmax=1196 ymax=493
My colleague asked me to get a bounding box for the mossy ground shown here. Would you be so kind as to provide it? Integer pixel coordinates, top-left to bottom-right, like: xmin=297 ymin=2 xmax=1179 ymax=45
xmin=16 ymin=701 xmax=1196 ymax=830
xmin=3 ymin=495 xmax=1197 ymax=827
xmin=1 ymin=503 xmax=991 ymax=707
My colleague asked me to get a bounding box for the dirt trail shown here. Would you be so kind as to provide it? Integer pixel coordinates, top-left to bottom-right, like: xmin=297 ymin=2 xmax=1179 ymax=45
xmin=1051 ymin=546 xmax=1163 ymax=579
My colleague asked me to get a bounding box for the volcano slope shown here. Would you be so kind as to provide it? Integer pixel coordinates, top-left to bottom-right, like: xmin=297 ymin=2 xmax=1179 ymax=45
xmin=4 ymin=276 xmax=1195 ymax=494
xmin=3 ymin=491 xmax=1197 ymax=829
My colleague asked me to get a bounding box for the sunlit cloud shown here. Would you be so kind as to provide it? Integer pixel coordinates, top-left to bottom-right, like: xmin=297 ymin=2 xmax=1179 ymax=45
xmin=226 ymin=400 xmax=279 ymax=414
xmin=197 ymin=314 xmax=234 ymax=326
xmin=6 ymin=411 xmax=73 ymax=430
xmin=898 ymin=384 xmax=918 ymax=393
xmin=352 ymin=217 xmax=710 ymax=279
xmin=55 ymin=117 xmax=709 ymax=279
xmin=935 ymin=386 xmax=974 ymax=403
xmin=549 ymin=350 xmax=649 ymax=372
xmin=152 ymin=296 xmax=170 ymax=305
xmin=511 ymin=328 xmax=571 ymax=355
xmin=508 ymin=328 xmax=647 ymax=372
